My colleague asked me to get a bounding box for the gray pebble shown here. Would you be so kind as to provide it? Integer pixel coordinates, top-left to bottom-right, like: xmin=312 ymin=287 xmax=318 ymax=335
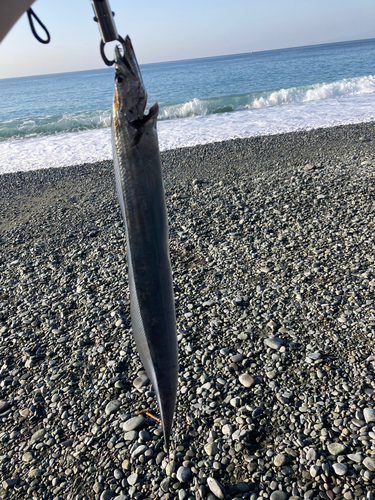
xmin=238 ymin=373 xmax=255 ymax=388
xmin=127 ymin=473 xmax=138 ymax=486
xmin=105 ymin=400 xmax=121 ymax=415
xmin=327 ymin=443 xmax=346 ymax=455
xmin=176 ymin=466 xmax=192 ymax=483
xmin=22 ymin=452 xmax=33 ymax=462
xmin=332 ymin=463 xmax=348 ymax=475
xmin=131 ymin=444 xmax=147 ymax=458
xmin=133 ymin=373 xmax=149 ymax=389
xmin=178 ymin=489 xmax=188 ymax=500
xmin=122 ymin=415 xmax=145 ymax=432
xmin=0 ymin=401 xmax=9 ymax=414
xmin=264 ymin=337 xmax=284 ymax=350
xmin=113 ymin=469 xmax=123 ymax=480
xmin=270 ymin=492 xmax=287 ymax=500
xmin=28 ymin=468 xmax=43 ymax=478
xmin=306 ymin=448 xmax=317 ymax=461
xmin=160 ymin=477 xmax=171 ymax=492
xmin=363 ymin=457 xmax=375 ymax=471
xmin=124 ymin=430 xmax=138 ymax=441
xmin=347 ymin=453 xmax=362 ymax=463
xmin=230 ymin=353 xmax=244 ymax=363
xmin=222 ymin=424 xmax=233 ymax=435
xmin=100 ymin=491 xmax=115 ymax=500
xmin=206 ymin=477 xmax=225 ymax=500
xmin=363 ymin=408 xmax=375 ymax=423
xmin=274 ymin=453 xmax=287 ymax=466
xmin=204 ymin=442 xmax=218 ymax=456
xmin=31 ymin=428 xmax=46 ymax=442
xmin=2 ymin=478 xmax=18 ymax=490
xmin=310 ymin=464 xmax=320 ymax=477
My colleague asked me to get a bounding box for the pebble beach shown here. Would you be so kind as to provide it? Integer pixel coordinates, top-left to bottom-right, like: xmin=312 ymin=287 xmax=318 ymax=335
xmin=0 ymin=121 xmax=375 ymax=500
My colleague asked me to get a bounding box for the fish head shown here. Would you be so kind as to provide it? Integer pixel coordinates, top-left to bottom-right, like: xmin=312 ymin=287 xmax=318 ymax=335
xmin=114 ymin=36 xmax=147 ymax=122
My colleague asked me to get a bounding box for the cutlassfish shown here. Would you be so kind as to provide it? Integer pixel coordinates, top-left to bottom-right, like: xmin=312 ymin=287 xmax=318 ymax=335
xmin=111 ymin=36 xmax=178 ymax=453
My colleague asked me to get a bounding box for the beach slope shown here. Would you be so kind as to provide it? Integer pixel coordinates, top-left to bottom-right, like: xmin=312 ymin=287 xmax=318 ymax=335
xmin=0 ymin=122 xmax=375 ymax=499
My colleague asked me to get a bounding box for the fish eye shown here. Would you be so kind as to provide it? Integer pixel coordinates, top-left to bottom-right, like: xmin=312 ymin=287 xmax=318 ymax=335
xmin=117 ymin=75 xmax=125 ymax=84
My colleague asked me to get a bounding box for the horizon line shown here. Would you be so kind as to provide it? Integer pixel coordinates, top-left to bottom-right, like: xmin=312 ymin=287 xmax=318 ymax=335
xmin=0 ymin=36 xmax=374 ymax=81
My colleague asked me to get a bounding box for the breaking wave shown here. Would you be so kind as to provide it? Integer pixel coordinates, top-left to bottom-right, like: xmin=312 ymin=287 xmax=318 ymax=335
xmin=0 ymin=110 xmax=111 ymax=141
xmin=1 ymin=74 xmax=374 ymax=141
xmin=158 ymin=74 xmax=375 ymax=119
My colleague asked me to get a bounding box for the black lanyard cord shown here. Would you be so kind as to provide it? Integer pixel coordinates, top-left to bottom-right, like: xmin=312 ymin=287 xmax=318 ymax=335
xmin=27 ymin=8 xmax=51 ymax=44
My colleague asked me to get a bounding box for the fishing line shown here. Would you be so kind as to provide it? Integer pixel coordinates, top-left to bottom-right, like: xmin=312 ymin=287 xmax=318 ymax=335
xmin=27 ymin=8 xmax=51 ymax=44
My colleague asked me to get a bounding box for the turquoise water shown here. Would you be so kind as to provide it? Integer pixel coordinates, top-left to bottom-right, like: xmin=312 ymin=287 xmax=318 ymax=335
xmin=0 ymin=38 xmax=374 ymax=141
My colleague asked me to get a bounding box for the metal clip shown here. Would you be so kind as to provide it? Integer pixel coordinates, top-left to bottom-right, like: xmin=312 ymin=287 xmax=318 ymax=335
xmin=91 ymin=0 xmax=118 ymax=43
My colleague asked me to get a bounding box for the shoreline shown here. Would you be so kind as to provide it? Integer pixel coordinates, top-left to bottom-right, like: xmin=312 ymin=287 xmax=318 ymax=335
xmin=1 ymin=100 xmax=375 ymax=175
xmin=0 ymin=121 xmax=375 ymax=500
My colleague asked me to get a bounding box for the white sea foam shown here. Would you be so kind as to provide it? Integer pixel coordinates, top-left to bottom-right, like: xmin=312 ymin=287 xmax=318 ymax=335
xmin=249 ymin=75 xmax=375 ymax=110
xmin=158 ymin=74 xmax=375 ymax=119
xmin=1 ymin=91 xmax=374 ymax=175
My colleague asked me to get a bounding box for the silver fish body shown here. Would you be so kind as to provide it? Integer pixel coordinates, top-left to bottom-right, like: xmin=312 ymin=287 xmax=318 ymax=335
xmin=111 ymin=36 xmax=178 ymax=452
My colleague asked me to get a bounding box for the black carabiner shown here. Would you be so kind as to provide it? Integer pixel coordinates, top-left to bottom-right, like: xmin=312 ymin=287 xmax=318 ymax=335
xmin=100 ymin=40 xmax=115 ymax=66
xmin=100 ymin=35 xmax=125 ymax=67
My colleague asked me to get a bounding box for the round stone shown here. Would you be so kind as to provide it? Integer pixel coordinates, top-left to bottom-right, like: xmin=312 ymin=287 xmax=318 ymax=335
xmin=0 ymin=401 xmax=9 ymax=414
xmin=124 ymin=430 xmax=138 ymax=441
xmin=178 ymin=489 xmax=188 ymax=500
xmin=327 ymin=443 xmax=346 ymax=456
xmin=131 ymin=444 xmax=147 ymax=458
xmin=22 ymin=452 xmax=33 ymax=462
xmin=28 ymin=468 xmax=43 ymax=478
xmin=332 ymin=463 xmax=347 ymax=476
xmin=222 ymin=424 xmax=233 ymax=436
xmin=160 ymin=477 xmax=171 ymax=493
xmin=239 ymin=373 xmax=255 ymax=388
xmin=236 ymin=483 xmax=249 ymax=492
xmin=363 ymin=408 xmax=375 ymax=423
xmin=176 ymin=466 xmax=192 ymax=483
xmin=31 ymin=429 xmax=46 ymax=442
xmin=306 ymin=448 xmax=317 ymax=461
xmin=363 ymin=457 xmax=375 ymax=471
xmin=270 ymin=492 xmax=288 ymax=500
xmin=105 ymin=400 xmax=121 ymax=415
xmin=122 ymin=415 xmax=145 ymax=432
xmin=204 ymin=442 xmax=218 ymax=456
xmin=100 ymin=491 xmax=114 ymax=500
xmin=133 ymin=373 xmax=149 ymax=389
xmin=274 ymin=453 xmax=287 ymax=466
xmin=304 ymin=163 xmax=315 ymax=171
xmin=230 ymin=397 xmax=241 ymax=407
xmin=207 ymin=477 xmax=225 ymax=500
xmin=230 ymin=353 xmax=244 ymax=363
xmin=347 ymin=453 xmax=362 ymax=463
xmin=113 ymin=469 xmax=123 ymax=480
xmin=264 ymin=337 xmax=284 ymax=350
xmin=310 ymin=465 xmax=320 ymax=477
xmin=127 ymin=473 xmax=138 ymax=486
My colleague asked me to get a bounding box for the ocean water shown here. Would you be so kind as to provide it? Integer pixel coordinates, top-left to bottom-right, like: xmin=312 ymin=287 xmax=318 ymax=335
xmin=1 ymin=38 xmax=374 ymax=174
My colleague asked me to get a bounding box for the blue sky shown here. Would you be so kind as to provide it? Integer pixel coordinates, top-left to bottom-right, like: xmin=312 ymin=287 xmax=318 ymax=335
xmin=1 ymin=0 xmax=375 ymax=78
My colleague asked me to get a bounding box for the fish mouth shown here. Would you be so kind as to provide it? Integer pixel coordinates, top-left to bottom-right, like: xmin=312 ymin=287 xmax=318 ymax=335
xmin=114 ymin=36 xmax=147 ymax=121
xmin=114 ymin=36 xmax=136 ymax=76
